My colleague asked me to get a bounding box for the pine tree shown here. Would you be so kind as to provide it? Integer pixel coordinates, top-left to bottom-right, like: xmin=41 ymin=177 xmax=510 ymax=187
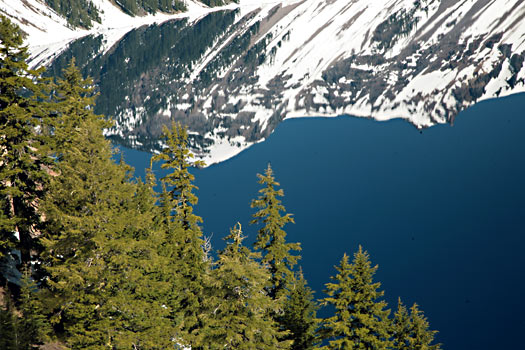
xmin=153 ymin=121 xmax=205 ymax=231
xmin=152 ymin=122 xmax=208 ymax=347
xmin=321 ymin=247 xmax=392 ymax=350
xmin=40 ymin=60 xmax=123 ymax=348
xmin=0 ymin=15 xmax=50 ymax=268
xmin=251 ymin=163 xmax=301 ymax=300
xmin=200 ymin=223 xmax=290 ymax=350
xmin=107 ymin=158 xmax=176 ymax=349
xmin=41 ymin=61 xmax=175 ymax=349
xmin=392 ymin=299 xmax=441 ymax=350
xmin=44 ymin=0 xmax=101 ymax=28
xmin=250 ymin=164 xmax=303 ymax=349
xmin=0 ymin=278 xmax=48 ymax=350
xmin=0 ymin=288 xmax=16 ymax=350
xmin=281 ymin=269 xmax=320 ymax=350
xmin=392 ymin=299 xmax=411 ymax=350
xmin=14 ymin=268 xmax=51 ymax=349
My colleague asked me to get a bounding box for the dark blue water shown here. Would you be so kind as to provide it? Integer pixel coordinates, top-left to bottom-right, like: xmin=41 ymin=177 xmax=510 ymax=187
xmin=119 ymin=93 xmax=525 ymax=350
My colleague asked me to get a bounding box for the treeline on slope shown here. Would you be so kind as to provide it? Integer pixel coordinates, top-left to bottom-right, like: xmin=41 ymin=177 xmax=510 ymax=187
xmin=372 ymin=0 xmax=434 ymax=51
xmin=44 ymin=0 xmax=239 ymax=28
xmin=0 ymin=15 xmax=441 ymax=350
xmin=44 ymin=10 xmax=239 ymax=122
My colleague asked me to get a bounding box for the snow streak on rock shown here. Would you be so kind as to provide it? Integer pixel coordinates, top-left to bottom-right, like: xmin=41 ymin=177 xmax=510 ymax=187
xmin=3 ymin=0 xmax=525 ymax=165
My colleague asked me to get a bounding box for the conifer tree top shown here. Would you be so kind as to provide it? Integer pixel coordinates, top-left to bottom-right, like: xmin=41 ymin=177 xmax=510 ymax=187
xmin=251 ymin=163 xmax=301 ymax=299
xmin=322 ymin=246 xmax=392 ymax=350
xmin=153 ymin=121 xmax=205 ymax=231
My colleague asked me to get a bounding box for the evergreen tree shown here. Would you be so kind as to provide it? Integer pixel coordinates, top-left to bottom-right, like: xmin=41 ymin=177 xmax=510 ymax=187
xmin=392 ymin=298 xmax=411 ymax=350
xmin=153 ymin=121 xmax=205 ymax=231
xmin=251 ymin=164 xmax=301 ymax=300
xmin=102 ymin=178 xmax=175 ymax=349
xmin=12 ymin=268 xmax=51 ymax=349
xmin=321 ymin=247 xmax=392 ymax=350
xmin=0 ymin=275 xmax=49 ymax=350
xmin=111 ymin=157 xmax=177 ymax=349
xmin=281 ymin=269 xmax=320 ymax=350
xmin=201 ymin=223 xmax=290 ymax=350
xmin=152 ymin=122 xmax=208 ymax=347
xmin=40 ymin=59 xmax=123 ymax=348
xmin=45 ymin=0 xmax=101 ymax=28
xmin=0 ymin=289 xmax=16 ymax=350
xmin=392 ymin=299 xmax=441 ymax=350
xmin=41 ymin=61 xmax=174 ymax=349
xmin=250 ymin=164 xmax=303 ymax=348
xmin=0 ymin=15 xmax=50 ymax=268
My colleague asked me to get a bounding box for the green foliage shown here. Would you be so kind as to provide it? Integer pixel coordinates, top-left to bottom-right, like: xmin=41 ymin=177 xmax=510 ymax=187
xmin=250 ymin=164 xmax=304 ymax=349
xmin=244 ymin=31 xmax=273 ymax=67
xmin=1 ymin=18 xmax=443 ymax=348
xmin=152 ymin=122 xmax=209 ymax=347
xmin=16 ymin=269 xmax=52 ymax=349
xmin=0 ymin=15 xmax=50 ymax=267
xmin=44 ymin=0 xmax=190 ymax=28
xmin=321 ymin=247 xmax=392 ymax=350
xmin=200 ymin=0 xmax=239 ymax=7
xmin=40 ymin=59 xmax=126 ymax=348
xmin=393 ymin=299 xmax=441 ymax=350
xmin=41 ymin=60 xmax=175 ymax=349
xmin=198 ymin=18 xmax=261 ymax=87
xmin=372 ymin=0 xmax=432 ymax=51
xmin=45 ymin=0 xmax=101 ymax=28
xmin=281 ymin=269 xmax=320 ymax=350
xmin=153 ymin=121 xmax=205 ymax=230
xmin=44 ymin=0 xmax=244 ymax=29
xmin=392 ymin=298 xmax=411 ymax=350
xmin=114 ymin=0 xmax=186 ymax=16
xmin=0 ymin=291 xmax=17 ymax=350
xmin=199 ymin=223 xmax=289 ymax=349
xmin=251 ymin=164 xmax=301 ymax=300
xmin=0 ymin=270 xmax=50 ymax=350
xmin=45 ymin=10 xmax=240 ymax=152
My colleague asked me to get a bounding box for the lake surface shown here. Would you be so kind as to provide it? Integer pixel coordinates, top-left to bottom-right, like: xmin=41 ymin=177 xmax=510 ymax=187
xmin=120 ymin=92 xmax=525 ymax=350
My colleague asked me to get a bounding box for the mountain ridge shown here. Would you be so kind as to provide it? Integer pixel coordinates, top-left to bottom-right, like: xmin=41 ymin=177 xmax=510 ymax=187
xmin=2 ymin=0 xmax=525 ymax=165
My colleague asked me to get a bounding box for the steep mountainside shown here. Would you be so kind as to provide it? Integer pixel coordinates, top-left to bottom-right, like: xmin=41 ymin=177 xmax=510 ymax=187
xmin=2 ymin=0 xmax=525 ymax=165
xmin=43 ymin=0 xmax=237 ymax=28
xmin=0 ymin=0 xmax=237 ymax=67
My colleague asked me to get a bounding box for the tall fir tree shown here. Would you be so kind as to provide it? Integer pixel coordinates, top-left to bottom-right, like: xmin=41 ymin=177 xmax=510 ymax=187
xmin=321 ymin=247 xmax=392 ymax=350
xmin=0 ymin=15 xmax=50 ymax=269
xmin=152 ymin=122 xmax=208 ymax=347
xmin=250 ymin=164 xmax=301 ymax=300
xmin=40 ymin=60 xmax=114 ymax=348
xmin=250 ymin=164 xmax=304 ymax=348
xmin=41 ymin=61 xmax=174 ymax=349
xmin=152 ymin=121 xmax=205 ymax=231
xmin=392 ymin=299 xmax=441 ymax=350
xmin=101 ymin=177 xmax=176 ymax=349
xmin=200 ymin=223 xmax=290 ymax=350
xmin=281 ymin=269 xmax=320 ymax=350
xmin=392 ymin=298 xmax=411 ymax=350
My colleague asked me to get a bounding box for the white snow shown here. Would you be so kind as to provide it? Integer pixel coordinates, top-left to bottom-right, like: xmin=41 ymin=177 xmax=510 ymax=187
xmin=201 ymin=134 xmax=249 ymax=165
xmin=3 ymin=0 xmax=525 ymax=164
xmin=1 ymin=0 xmax=234 ymax=67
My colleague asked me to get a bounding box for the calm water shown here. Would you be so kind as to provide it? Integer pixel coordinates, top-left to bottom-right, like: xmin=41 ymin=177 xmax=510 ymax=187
xmin=120 ymin=93 xmax=525 ymax=350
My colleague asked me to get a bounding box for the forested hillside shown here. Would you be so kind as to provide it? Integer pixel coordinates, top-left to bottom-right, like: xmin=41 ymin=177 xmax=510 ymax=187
xmin=45 ymin=0 xmax=238 ymax=28
xmin=0 ymin=15 xmax=440 ymax=349
xmin=44 ymin=0 xmax=101 ymax=28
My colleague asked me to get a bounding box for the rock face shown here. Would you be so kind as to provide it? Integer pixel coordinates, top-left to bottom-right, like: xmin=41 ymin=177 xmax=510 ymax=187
xmin=4 ymin=0 xmax=525 ymax=164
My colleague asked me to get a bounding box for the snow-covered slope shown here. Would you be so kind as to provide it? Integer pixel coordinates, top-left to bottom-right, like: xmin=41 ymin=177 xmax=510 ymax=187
xmin=2 ymin=0 xmax=525 ymax=165
xmin=0 ymin=0 xmax=233 ymax=67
